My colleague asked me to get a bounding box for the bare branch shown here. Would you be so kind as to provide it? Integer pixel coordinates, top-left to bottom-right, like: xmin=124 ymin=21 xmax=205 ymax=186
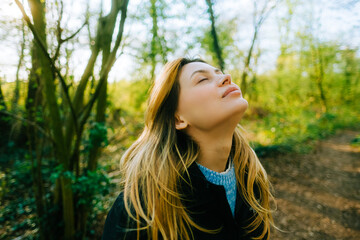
xmin=53 ymin=0 xmax=64 ymax=62
xmin=53 ymin=0 xmax=87 ymax=62
xmin=62 ymin=21 xmax=87 ymax=43
xmin=53 ymin=21 xmax=87 ymax=61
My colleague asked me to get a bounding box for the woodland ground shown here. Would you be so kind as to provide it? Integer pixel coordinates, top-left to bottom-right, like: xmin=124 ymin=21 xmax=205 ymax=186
xmin=265 ymin=129 xmax=360 ymax=240
xmin=2 ymin=129 xmax=359 ymax=239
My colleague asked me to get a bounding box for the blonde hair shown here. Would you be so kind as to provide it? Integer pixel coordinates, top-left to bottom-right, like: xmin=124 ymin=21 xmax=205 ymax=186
xmin=120 ymin=57 xmax=276 ymax=240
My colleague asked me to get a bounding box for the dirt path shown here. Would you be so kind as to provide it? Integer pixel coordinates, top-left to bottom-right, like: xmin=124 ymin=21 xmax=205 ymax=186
xmin=263 ymin=129 xmax=360 ymax=240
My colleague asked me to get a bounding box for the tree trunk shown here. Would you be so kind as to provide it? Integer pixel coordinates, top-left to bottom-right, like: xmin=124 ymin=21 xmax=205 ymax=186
xmin=205 ymin=0 xmax=225 ymax=72
xmin=0 ymin=82 xmax=6 ymax=112
xmin=28 ymin=0 xmax=74 ymax=238
xmin=0 ymin=80 xmax=10 ymax=150
xmin=12 ymin=21 xmax=26 ymax=112
xmin=311 ymin=44 xmax=328 ymax=113
xmin=241 ymin=27 xmax=258 ymax=96
xmin=25 ymin=4 xmax=47 ymax=239
xmin=150 ymin=0 xmax=158 ymax=81
xmin=316 ymin=46 xmax=327 ymax=113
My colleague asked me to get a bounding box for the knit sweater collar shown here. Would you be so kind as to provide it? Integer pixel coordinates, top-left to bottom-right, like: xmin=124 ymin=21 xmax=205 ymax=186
xmin=195 ymin=156 xmax=235 ymax=186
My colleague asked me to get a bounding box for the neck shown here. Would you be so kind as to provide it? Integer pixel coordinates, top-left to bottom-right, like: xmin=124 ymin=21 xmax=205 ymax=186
xmin=189 ymin=126 xmax=235 ymax=173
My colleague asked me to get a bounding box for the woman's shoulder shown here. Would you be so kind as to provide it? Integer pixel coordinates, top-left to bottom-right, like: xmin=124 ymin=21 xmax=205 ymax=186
xmin=112 ymin=191 xmax=126 ymax=211
xmin=102 ymin=191 xmax=147 ymax=239
xmin=106 ymin=191 xmax=129 ymax=220
xmin=102 ymin=192 xmax=127 ymax=238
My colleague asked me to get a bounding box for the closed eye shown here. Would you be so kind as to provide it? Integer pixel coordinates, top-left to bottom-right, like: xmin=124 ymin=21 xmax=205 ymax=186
xmin=199 ymin=78 xmax=208 ymax=83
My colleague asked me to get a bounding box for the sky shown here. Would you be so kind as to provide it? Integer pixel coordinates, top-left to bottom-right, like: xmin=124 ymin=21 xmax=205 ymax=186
xmin=0 ymin=0 xmax=359 ymax=83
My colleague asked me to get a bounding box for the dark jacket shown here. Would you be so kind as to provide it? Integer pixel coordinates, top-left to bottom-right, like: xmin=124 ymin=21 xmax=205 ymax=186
xmin=102 ymin=162 xmax=265 ymax=240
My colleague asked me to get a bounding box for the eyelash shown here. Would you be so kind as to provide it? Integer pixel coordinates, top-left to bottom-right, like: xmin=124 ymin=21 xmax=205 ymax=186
xmin=198 ymin=72 xmax=224 ymax=83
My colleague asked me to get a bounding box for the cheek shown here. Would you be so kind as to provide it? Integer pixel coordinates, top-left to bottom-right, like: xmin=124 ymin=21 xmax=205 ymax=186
xmin=190 ymin=88 xmax=212 ymax=104
xmin=179 ymin=87 xmax=219 ymax=121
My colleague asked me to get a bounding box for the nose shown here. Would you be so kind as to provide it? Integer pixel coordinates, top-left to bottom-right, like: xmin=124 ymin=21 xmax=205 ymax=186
xmin=219 ymin=74 xmax=232 ymax=86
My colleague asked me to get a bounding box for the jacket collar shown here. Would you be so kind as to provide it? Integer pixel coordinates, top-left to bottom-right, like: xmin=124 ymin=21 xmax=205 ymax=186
xmin=182 ymin=161 xmax=225 ymax=194
xmin=184 ymin=160 xmax=246 ymax=219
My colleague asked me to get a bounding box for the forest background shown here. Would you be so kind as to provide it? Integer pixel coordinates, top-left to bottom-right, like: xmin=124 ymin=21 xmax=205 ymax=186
xmin=0 ymin=0 xmax=359 ymax=239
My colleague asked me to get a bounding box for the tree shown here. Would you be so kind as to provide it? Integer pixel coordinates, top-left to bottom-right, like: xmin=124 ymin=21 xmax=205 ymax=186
xmin=340 ymin=47 xmax=359 ymax=104
xmin=275 ymin=0 xmax=296 ymax=93
xmin=130 ymin=0 xmax=169 ymax=83
xmin=149 ymin=0 xmax=168 ymax=80
xmin=0 ymin=79 xmax=11 ymax=149
xmin=240 ymin=0 xmax=277 ymax=96
xmin=12 ymin=0 xmax=130 ymax=239
xmin=205 ymin=0 xmax=225 ymax=71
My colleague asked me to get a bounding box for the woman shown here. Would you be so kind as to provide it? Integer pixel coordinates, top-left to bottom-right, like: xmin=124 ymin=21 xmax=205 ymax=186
xmin=102 ymin=57 xmax=276 ymax=240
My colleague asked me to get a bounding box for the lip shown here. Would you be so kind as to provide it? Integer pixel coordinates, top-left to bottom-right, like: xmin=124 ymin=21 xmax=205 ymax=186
xmin=222 ymin=86 xmax=241 ymax=98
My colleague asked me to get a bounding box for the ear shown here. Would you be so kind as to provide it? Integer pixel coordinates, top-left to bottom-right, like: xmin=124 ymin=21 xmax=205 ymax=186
xmin=175 ymin=114 xmax=188 ymax=130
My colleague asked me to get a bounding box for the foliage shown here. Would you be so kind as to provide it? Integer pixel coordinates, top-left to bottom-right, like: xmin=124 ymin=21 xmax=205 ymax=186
xmin=0 ymin=151 xmax=36 ymax=239
xmin=83 ymin=121 xmax=109 ymax=151
xmin=49 ymin=165 xmax=113 ymax=207
xmin=351 ymin=135 xmax=360 ymax=147
xmin=0 ymin=145 xmax=114 ymax=239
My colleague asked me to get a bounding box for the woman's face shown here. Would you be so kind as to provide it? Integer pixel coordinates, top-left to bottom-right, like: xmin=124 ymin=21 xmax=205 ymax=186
xmin=175 ymin=62 xmax=248 ymax=131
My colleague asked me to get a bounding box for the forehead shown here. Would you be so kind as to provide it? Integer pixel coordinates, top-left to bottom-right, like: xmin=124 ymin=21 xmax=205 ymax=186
xmin=178 ymin=62 xmax=217 ymax=85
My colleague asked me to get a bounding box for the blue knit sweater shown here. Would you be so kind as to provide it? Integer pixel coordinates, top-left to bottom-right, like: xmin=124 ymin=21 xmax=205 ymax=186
xmin=196 ymin=158 xmax=237 ymax=217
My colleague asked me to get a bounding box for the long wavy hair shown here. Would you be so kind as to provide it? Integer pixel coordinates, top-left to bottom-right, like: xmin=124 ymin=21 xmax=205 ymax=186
xmin=120 ymin=57 xmax=276 ymax=240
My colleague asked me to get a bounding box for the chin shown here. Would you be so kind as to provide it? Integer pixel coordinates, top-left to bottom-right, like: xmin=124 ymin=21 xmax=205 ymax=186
xmin=236 ymin=97 xmax=249 ymax=111
xmin=233 ymin=100 xmax=248 ymax=120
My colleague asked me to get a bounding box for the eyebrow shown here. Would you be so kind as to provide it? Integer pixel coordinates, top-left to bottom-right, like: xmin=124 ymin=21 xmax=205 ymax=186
xmin=190 ymin=68 xmax=222 ymax=80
